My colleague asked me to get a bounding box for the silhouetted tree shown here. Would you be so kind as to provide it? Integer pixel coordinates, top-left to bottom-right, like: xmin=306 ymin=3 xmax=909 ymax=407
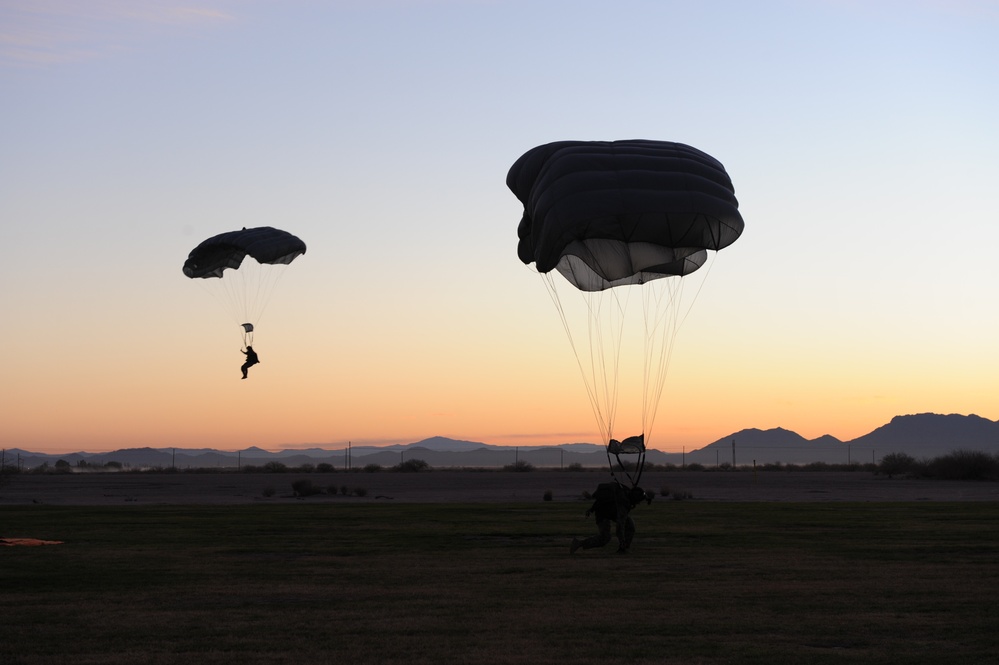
xmin=879 ymin=452 xmax=916 ymax=479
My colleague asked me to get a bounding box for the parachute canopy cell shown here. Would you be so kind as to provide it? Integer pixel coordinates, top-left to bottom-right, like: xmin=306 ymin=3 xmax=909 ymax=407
xmin=182 ymin=227 xmax=307 ymax=279
xmin=508 ymin=140 xmax=744 ymax=291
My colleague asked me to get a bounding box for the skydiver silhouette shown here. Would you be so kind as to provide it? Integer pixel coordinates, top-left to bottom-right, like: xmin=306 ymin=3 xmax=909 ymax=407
xmin=240 ymin=345 xmax=259 ymax=379
xmin=570 ymin=481 xmax=652 ymax=554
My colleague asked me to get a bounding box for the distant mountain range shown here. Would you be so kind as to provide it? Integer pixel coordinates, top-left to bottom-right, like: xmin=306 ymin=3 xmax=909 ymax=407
xmin=3 ymin=413 xmax=997 ymax=470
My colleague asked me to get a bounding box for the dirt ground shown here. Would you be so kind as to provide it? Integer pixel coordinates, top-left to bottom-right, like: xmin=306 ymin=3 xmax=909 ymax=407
xmin=3 ymin=469 xmax=999 ymax=505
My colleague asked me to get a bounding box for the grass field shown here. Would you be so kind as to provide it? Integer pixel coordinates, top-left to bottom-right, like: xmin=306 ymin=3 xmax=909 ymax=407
xmin=3 ymin=501 xmax=999 ymax=664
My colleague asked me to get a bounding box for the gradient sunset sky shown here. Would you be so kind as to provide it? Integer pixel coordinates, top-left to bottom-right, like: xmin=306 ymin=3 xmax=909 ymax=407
xmin=2 ymin=0 xmax=997 ymax=455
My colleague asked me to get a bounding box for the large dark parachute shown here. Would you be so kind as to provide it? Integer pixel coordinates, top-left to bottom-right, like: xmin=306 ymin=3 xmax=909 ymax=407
xmin=183 ymin=227 xmax=306 ymax=279
xmin=183 ymin=227 xmax=306 ymax=346
xmin=510 ymin=139 xmax=743 ymax=291
xmin=508 ymin=140 xmax=744 ymax=486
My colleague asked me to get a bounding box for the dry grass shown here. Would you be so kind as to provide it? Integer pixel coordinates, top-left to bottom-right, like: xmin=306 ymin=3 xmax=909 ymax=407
xmin=2 ymin=502 xmax=999 ymax=664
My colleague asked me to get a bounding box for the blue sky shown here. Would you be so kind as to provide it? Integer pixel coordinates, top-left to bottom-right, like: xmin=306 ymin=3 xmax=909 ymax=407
xmin=2 ymin=0 xmax=997 ymax=453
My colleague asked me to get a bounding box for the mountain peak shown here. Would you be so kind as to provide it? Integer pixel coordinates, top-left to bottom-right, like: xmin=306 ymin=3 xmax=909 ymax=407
xmin=409 ymin=436 xmax=488 ymax=452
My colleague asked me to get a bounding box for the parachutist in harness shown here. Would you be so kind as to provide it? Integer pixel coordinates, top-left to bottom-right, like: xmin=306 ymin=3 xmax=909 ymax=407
xmin=182 ymin=227 xmax=306 ymax=379
xmin=568 ymin=432 xmax=651 ymax=554
xmin=571 ymin=481 xmax=653 ymax=554
xmin=509 ymin=142 xmax=743 ymax=555
xmin=241 ymin=345 xmax=259 ymax=379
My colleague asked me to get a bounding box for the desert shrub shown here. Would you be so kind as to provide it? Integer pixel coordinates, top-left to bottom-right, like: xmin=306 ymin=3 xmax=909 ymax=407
xmin=262 ymin=486 xmax=275 ymax=497
xmin=395 ymin=459 xmax=429 ymax=473
xmin=565 ymin=463 xmax=584 ymax=472
xmin=262 ymin=461 xmax=288 ymax=473
xmin=878 ymin=452 xmax=916 ymax=479
xmin=363 ymin=463 xmax=382 ymax=473
xmin=660 ymin=486 xmax=692 ymax=500
xmin=504 ymin=460 xmax=534 ymax=472
xmin=685 ymin=463 xmax=706 ymax=472
xmin=316 ymin=463 xmax=336 ymax=473
xmin=543 ymin=489 xmax=553 ymax=501
xmin=291 ymin=479 xmax=322 ymax=497
xmin=296 ymin=464 xmax=316 ymax=474
xmin=924 ymin=450 xmax=999 ymax=481
xmin=353 ymin=487 xmax=368 ymax=497
xmin=340 ymin=485 xmax=349 ymax=496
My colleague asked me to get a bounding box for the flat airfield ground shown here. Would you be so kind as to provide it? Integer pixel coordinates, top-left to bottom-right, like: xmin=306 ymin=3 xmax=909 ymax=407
xmin=4 ymin=469 xmax=999 ymax=505
xmin=5 ymin=470 xmax=999 ymax=664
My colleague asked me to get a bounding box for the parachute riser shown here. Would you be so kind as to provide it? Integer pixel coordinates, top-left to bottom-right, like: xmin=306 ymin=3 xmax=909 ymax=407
xmin=606 ymin=450 xmax=645 ymax=489
xmin=241 ymin=323 xmax=254 ymax=348
xmin=606 ymin=433 xmax=646 ymax=488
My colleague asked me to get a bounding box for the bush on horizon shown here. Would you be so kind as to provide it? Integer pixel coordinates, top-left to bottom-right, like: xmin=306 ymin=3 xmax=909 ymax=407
xmin=878 ymin=452 xmax=917 ymax=479
xmin=395 ymin=459 xmax=429 ymax=472
xmin=923 ymin=450 xmax=999 ymax=481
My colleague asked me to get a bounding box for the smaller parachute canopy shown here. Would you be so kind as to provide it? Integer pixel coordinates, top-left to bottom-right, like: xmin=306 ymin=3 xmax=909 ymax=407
xmin=241 ymin=323 xmax=254 ymax=333
xmin=183 ymin=226 xmax=306 ymax=279
xmin=608 ymin=434 xmax=645 ymax=455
